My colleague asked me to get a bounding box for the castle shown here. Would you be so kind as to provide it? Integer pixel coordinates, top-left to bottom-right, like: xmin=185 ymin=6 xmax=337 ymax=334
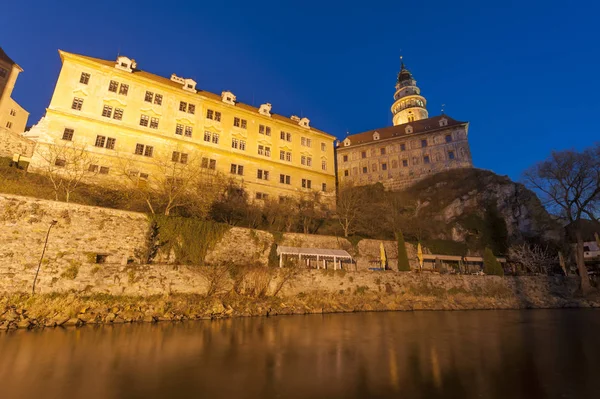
xmin=4 ymin=48 xmax=473 ymax=200
xmin=336 ymin=60 xmax=473 ymax=190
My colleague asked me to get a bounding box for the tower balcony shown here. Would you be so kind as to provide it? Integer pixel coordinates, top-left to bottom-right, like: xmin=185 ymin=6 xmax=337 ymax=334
xmin=392 ymin=99 xmax=426 ymax=115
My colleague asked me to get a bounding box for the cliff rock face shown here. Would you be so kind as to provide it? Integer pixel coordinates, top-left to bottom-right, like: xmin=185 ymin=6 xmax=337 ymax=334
xmin=404 ymin=169 xmax=560 ymax=249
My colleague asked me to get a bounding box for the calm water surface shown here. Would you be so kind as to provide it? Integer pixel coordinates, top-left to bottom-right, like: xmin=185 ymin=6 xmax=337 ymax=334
xmin=1 ymin=310 xmax=600 ymax=398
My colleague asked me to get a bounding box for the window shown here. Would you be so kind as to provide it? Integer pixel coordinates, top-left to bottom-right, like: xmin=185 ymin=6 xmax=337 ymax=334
xmin=10 ymin=109 xmax=16 ymax=116
xmin=140 ymin=115 xmax=149 ymax=127
xmin=55 ymin=159 xmax=66 ymax=167
xmin=257 ymin=169 xmax=270 ymax=180
xmin=382 ymin=163 xmax=388 ymax=171
xmin=172 ymin=151 xmax=188 ymax=164
xmin=135 ymin=144 xmax=153 ymax=157
xmin=445 ymin=135 xmax=453 ymax=143
xmin=259 ymin=125 xmax=271 ymax=136
xmin=62 ymin=128 xmax=74 ymax=141
xmin=206 ymin=109 xmax=213 ymax=119
xmin=362 ymin=167 xmax=368 ymax=174
xmin=212 ymin=133 xmax=220 ymax=144
xmin=99 ymin=166 xmax=110 ymax=175
xmin=424 ymin=155 xmax=430 ymax=164
xmin=113 ymin=108 xmax=123 ymax=120
xmin=145 ymin=91 xmax=153 ymax=102
xmin=234 ymin=117 xmax=240 ymax=127
xmin=71 ymin=97 xmax=83 ymax=110
xmin=448 ymin=151 xmax=455 ymax=160
xmin=400 ymin=143 xmax=406 ymax=151
xmin=101 ymin=105 xmax=113 ymax=118
xmin=88 ymin=164 xmax=99 ymax=173
xmin=0 ymin=67 xmax=8 ymax=78
xmin=343 ymin=155 xmax=348 ymax=162
xmin=256 ymin=192 xmax=269 ymax=200
xmin=239 ymin=140 xmax=246 ymax=150
xmin=421 ymin=139 xmax=428 ymax=148
xmin=301 ymin=155 xmax=306 ymax=165
xmin=80 ymin=72 xmax=90 ymax=84
xmin=279 ymin=174 xmax=291 ymax=184
xmin=139 ymin=173 xmax=149 ymax=180
xmin=95 ymin=135 xmax=106 ymax=148
xmin=106 ymin=137 xmax=116 ymax=150
xmin=150 ymin=117 xmax=159 ymax=129
xmin=302 ymin=179 xmax=312 ymax=189
xmin=280 ymin=131 xmax=292 ymax=142
xmin=361 ymin=151 xmax=367 ymax=159
xmin=322 ymin=183 xmax=327 ymax=192
xmin=184 ymin=126 xmax=193 ymax=137
xmin=179 ymin=101 xmax=187 ymax=112
xmin=301 ymin=156 xmax=312 ymax=166
xmin=258 ymin=145 xmax=264 ymax=155
xmin=230 ymin=164 xmax=244 ymax=175
xmin=201 ymin=158 xmax=217 ymax=170
xmin=176 ymin=124 xmax=183 ymax=135
xmin=119 ymin=83 xmax=129 ymax=95
xmin=6 ymin=121 xmax=12 ymax=129
xmin=344 ymin=170 xmax=349 ymax=177
xmin=204 ymin=131 xmax=211 ymax=142
xmin=108 ymin=80 xmax=119 ymax=92
xmin=154 ymin=94 xmax=163 ymax=105
xmin=234 ymin=117 xmax=247 ymax=129
xmin=188 ymin=104 xmax=195 ymax=114
xmin=286 ymin=152 xmax=291 ymax=162
xmin=301 ymin=137 xmax=312 ymax=147
xmin=232 ymin=138 xmax=239 ymax=149
xmin=215 ymin=111 xmax=221 ymax=121
xmin=322 ymin=160 xmax=327 ymax=171
xmin=321 ymin=143 xmax=326 ymax=151
xmin=381 ymin=148 xmax=386 ymax=155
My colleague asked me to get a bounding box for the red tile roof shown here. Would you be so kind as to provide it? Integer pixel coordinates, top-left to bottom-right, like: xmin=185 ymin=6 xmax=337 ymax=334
xmin=340 ymin=115 xmax=467 ymax=148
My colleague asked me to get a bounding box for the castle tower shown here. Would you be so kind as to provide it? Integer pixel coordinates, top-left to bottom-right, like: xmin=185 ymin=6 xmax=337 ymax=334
xmin=390 ymin=60 xmax=428 ymax=126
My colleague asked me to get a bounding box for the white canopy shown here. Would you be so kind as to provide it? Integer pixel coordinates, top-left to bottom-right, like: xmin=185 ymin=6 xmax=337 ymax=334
xmin=276 ymin=246 xmax=353 ymax=259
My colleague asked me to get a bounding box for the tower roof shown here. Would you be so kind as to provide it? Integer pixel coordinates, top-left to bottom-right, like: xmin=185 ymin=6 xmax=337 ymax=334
xmin=397 ymin=62 xmax=413 ymax=83
xmin=0 ymin=47 xmax=22 ymax=71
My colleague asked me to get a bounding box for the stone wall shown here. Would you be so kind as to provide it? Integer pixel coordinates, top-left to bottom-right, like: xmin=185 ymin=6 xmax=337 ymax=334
xmin=0 ymin=194 xmax=414 ymax=282
xmin=0 ymin=126 xmax=35 ymax=159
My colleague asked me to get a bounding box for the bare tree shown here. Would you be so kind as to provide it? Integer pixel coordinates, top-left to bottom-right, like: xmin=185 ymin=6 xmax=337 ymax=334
xmin=35 ymin=142 xmax=97 ymax=202
xmin=335 ymin=183 xmax=365 ymax=237
xmin=297 ymin=191 xmax=327 ymax=234
xmin=117 ymin=148 xmax=225 ymax=216
xmin=523 ymin=144 xmax=600 ymax=293
xmin=508 ymin=243 xmax=559 ymax=275
xmin=263 ymin=198 xmax=298 ymax=232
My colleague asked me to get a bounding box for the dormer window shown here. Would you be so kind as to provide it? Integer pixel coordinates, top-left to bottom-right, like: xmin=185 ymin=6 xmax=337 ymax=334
xmin=183 ymin=78 xmax=197 ymax=93
xmin=115 ymin=56 xmax=136 ymax=73
xmin=405 ymin=125 xmax=413 ymax=134
xmin=290 ymin=115 xmax=300 ymax=122
xmin=343 ymin=138 xmax=351 ymax=147
xmin=439 ymin=117 xmax=448 ymax=127
xmin=373 ymin=132 xmax=380 ymax=140
xmin=221 ymin=91 xmax=236 ymax=105
xmin=299 ymin=117 xmax=310 ymax=128
xmin=259 ymin=103 xmax=272 ymax=117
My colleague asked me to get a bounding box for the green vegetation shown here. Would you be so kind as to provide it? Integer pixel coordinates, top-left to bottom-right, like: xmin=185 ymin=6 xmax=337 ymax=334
xmin=149 ymin=216 xmax=230 ymax=264
xmin=61 ymin=261 xmax=80 ymax=280
xmin=396 ymin=231 xmax=411 ymax=271
xmin=483 ymin=247 xmax=504 ymax=276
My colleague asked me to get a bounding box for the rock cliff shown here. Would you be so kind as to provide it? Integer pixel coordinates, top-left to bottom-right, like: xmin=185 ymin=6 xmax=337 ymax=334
xmin=404 ymin=168 xmax=560 ymax=251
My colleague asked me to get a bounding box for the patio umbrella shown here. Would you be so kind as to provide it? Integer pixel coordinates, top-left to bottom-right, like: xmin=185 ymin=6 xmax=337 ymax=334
xmin=380 ymin=242 xmax=387 ymax=270
xmin=417 ymin=243 xmax=424 ymax=270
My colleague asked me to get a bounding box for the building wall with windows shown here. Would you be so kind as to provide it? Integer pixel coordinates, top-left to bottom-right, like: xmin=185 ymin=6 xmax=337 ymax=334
xmin=25 ymin=51 xmax=336 ymax=204
xmin=0 ymin=47 xmax=29 ymax=135
xmin=336 ymin=115 xmax=472 ymax=190
xmin=336 ymin=61 xmax=473 ymax=191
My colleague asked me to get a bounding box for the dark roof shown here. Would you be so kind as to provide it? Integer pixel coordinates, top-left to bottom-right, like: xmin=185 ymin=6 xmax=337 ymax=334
xmin=341 ymin=115 xmax=467 ymax=148
xmin=0 ymin=47 xmax=21 ymax=70
xmin=60 ymin=51 xmax=333 ymax=138
xmin=397 ymin=62 xmax=413 ymax=83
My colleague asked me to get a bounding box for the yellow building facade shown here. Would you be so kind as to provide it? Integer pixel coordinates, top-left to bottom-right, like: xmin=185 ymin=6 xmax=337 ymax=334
xmin=0 ymin=47 xmax=29 ymax=135
xmin=25 ymin=51 xmax=336 ymax=204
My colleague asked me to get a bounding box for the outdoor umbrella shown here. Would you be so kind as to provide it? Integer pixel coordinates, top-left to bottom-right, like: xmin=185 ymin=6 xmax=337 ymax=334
xmin=380 ymin=242 xmax=387 ymax=270
xmin=417 ymin=242 xmax=424 ymax=270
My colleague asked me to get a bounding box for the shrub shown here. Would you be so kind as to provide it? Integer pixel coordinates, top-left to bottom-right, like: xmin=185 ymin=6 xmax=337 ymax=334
xmin=483 ymin=247 xmax=504 ymax=276
xmin=396 ymin=231 xmax=411 ymax=271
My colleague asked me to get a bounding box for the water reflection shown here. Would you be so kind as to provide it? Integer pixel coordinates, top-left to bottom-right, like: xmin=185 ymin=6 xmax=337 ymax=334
xmin=1 ymin=310 xmax=599 ymax=398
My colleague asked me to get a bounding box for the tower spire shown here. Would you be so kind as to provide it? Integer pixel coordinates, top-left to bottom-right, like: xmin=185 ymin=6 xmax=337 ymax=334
xmin=390 ymin=59 xmax=428 ymax=126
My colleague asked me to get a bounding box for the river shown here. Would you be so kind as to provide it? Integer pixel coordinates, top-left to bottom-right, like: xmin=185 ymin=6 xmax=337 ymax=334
xmin=1 ymin=310 xmax=599 ymax=398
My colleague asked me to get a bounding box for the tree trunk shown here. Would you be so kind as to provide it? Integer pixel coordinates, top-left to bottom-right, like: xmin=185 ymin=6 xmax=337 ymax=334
xmin=576 ymin=230 xmax=593 ymax=294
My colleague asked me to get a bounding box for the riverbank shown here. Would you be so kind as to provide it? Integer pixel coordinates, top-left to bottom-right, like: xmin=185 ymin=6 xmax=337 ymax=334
xmin=2 ymin=273 xmax=599 ymax=330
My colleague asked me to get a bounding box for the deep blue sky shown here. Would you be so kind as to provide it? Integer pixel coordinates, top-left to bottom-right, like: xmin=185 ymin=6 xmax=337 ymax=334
xmin=2 ymin=0 xmax=598 ymax=180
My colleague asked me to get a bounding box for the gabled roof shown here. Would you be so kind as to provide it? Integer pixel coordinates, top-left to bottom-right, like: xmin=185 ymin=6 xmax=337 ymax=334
xmin=0 ymin=47 xmax=22 ymax=71
xmin=59 ymin=51 xmax=333 ymax=138
xmin=340 ymin=115 xmax=467 ymax=148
